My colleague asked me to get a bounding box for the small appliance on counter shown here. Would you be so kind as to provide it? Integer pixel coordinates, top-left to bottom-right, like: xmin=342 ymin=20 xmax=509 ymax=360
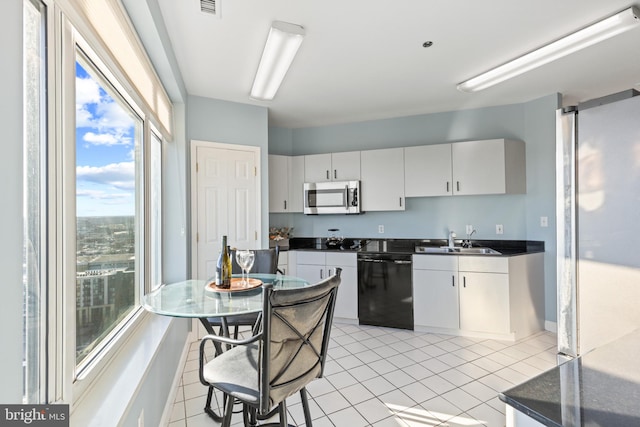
xmin=325 ymin=228 xmax=343 ymax=248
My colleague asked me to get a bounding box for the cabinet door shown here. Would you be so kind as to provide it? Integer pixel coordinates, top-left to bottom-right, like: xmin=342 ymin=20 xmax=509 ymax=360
xmin=304 ymin=153 xmax=332 ymax=182
xmin=361 ymin=148 xmax=405 ymax=211
xmin=295 ymin=264 xmax=326 ymax=284
xmin=288 ymin=156 xmax=305 ymax=212
xmin=404 ymin=144 xmax=453 ymax=197
xmin=328 ymin=265 xmax=357 ymax=320
xmin=459 ymin=272 xmax=510 ymax=334
xmin=413 ymin=269 xmax=459 ymax=329
xmin=331 ymin=151 xmax=361 ymax=181
xmin=452 ymin=139 xmax=504 ymax=195
xmin=268 ymin=155 xmax=290 ymax=213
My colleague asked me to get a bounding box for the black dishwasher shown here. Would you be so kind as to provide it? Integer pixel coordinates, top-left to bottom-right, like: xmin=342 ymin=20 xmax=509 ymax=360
xmin=357 ymin=253 xmax=413 ymax=330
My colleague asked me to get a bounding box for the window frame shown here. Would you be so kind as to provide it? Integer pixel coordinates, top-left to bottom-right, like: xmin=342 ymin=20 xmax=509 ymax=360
xmin=23 ymin=0 xmax=49 ymax=405
xmin=48 ymin=9 xmax=167 ymax=406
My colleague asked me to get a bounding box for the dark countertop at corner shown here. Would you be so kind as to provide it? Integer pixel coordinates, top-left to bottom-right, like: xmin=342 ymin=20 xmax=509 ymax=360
xmin=500 ymin=329 xmax=640 ymax=427
xmin=287 ymin=237 xmax=544 ymax=256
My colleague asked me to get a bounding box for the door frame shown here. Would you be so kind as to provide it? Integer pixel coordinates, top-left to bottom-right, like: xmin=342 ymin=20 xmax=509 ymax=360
xmin=189 ymin=139 xmax=262 ymax=279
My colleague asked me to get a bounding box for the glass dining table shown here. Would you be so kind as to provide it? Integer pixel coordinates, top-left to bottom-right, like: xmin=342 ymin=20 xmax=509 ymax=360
xmin=142 ymin=273 xmax=310 ymax=336
xmin=142 ymin=273 xmax=311 ymax=422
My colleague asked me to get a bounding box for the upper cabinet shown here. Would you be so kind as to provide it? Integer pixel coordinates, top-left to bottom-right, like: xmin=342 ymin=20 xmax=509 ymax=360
xmin=452 ymin=139 xmax=526 ymax=195
xmin=404 ymin=139 xmax=526 ymax=197
xmin=361 ymin=147 xmax=405 ymax=211
xmin=304 ymin=151 xmax=360 ymax=182
xmin=405 ymin=144 xmax=453 ymax=197
xmin=268 ymin=155 xmax=304 ymax=213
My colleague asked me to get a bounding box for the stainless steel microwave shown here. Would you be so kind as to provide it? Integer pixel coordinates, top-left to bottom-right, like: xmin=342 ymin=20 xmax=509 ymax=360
xmin=303 ymin=181 xmax=361 ymax=215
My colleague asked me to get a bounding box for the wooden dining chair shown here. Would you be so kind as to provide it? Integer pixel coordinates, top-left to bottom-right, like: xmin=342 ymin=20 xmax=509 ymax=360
xmin=199 ymin=269 xmax=342 ymax=426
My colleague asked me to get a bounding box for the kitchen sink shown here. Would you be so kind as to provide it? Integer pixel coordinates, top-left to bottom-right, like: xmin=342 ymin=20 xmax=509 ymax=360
xmin=415 ymin=246 xmax=501 ymax=255
xmin=456 ymin=247 xmax=501 ymax=254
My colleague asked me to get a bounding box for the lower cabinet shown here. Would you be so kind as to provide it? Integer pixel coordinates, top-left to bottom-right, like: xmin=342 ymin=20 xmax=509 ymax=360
xmin=413 ymin=253 xmax=544 ymax=340
xmin=289 ymin=251 xmax=358 ymax=322
xmin=413 ymin=256 xmax=459 ymax=330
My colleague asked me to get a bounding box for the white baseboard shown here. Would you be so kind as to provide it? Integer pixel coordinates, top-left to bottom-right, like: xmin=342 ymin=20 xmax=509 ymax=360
xmin=545 ymin=320 xmax=558 ymax=334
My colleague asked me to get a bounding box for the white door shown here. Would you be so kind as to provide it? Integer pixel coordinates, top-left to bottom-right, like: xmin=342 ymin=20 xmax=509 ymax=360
xmin=193 ymin=142 xmax=259 ymax=281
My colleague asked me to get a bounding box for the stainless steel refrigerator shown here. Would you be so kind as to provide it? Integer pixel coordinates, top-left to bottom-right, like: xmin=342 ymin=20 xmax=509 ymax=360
xmin=556 ymin=91 xmax=640 ymax=359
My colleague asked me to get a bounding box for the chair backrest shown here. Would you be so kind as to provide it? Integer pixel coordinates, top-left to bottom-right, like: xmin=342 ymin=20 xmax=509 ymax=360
xmin=230 ymin=247 xmax=279 ymax=275
xmin=258 ymin=268 xmax=341 ymax=413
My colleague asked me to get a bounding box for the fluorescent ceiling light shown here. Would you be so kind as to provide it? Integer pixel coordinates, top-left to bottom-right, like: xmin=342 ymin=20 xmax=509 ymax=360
xmin=457 ymin=7 xmax=640 ymax=92
xmin=250 ymin=21 xmax=305 ymax=101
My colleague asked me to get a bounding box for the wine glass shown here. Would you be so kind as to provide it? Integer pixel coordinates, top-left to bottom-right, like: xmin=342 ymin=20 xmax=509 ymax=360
xmin=236 ymin=250 xmax=255 ymax=287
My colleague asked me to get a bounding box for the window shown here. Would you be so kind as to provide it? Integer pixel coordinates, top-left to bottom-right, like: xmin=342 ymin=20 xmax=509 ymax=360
xmin=23 ymin=0 xmax=46 ymax=404
xmin=21 ymin=0 xmax=171 ymax=406
xmin=74 ymin=52 xmax=144 ymax=367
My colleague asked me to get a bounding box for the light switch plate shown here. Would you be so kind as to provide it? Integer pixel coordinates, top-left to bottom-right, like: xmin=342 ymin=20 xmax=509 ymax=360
xmin=496 ymin=224 xmax=504 ymax=234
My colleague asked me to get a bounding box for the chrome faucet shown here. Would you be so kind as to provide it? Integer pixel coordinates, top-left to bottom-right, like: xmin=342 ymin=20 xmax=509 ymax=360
xmin=448 ymin=230 xmax=456 ymax=248
xmin=462 ymin=229 xmax=476 ymax=248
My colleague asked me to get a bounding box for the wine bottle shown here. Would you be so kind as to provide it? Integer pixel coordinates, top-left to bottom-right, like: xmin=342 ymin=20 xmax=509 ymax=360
xmin=216 ymin=235 xmax=232 ymax=288
xmin=220 ymin=236 xmax=232 ymax=289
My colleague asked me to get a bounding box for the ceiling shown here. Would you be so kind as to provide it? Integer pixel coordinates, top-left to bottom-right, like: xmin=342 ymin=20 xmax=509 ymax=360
xmin=156 ymin=0 xmax=640 ymax=128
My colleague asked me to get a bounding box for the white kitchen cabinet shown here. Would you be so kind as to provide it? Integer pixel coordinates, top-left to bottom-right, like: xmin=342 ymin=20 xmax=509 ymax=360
xmin=361 ymin=147 xmax=405 ymax=211
xmin=277 ymin=251 xmax=289 ymax=275
xmin=268 ymin=154 xmax=304 ymax=213
xmin=413 ymin=253 xmax=544 ymax=340
xmin=452 ymin=139 xmax=526 ymax=195
xmin=304 ymin=151 xmax=360 ymax=182
xmin=413 ymin=255 xmax=459 ymax=330
xmin=293 ymin=251 xmax=358 ymax=322
xmin=459 ymin=271 xmax=510 ymax=334
xmin=404 ymin=139 xmax=526 ymax=198
xmin=404 ymin=144 xmax=453 ymax=197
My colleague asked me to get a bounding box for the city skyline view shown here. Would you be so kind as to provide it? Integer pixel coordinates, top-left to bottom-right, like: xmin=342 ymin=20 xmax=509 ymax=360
xmin=76 ymin=61 xmax=138 ymax=217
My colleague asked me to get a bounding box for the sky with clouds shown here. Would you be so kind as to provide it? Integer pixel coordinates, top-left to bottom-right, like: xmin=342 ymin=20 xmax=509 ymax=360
xmin=76 ymin=62 xmax=138 ymax=217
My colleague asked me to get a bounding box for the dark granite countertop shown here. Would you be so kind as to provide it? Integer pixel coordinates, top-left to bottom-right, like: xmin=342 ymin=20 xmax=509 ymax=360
xmin=500 ymin=329 xmax=640 ymax=426
xmin=287 ymin=237 xmax=544 ymax=257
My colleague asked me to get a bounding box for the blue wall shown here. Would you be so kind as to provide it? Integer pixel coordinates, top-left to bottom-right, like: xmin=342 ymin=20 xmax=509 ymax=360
xmin=269 ymin=94 xmax=561 ymax=325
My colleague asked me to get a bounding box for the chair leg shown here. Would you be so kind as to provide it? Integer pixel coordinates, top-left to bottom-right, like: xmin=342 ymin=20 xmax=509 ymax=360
xmin=221 ymin=393 xmax=234 ymax=427
xmin=278 ymin=401 xmax=288 ymax=427
xmin=300 ymin=388 xmax=313 ymax=427
xmin=245 ymin=405 xmax=258 ymax=427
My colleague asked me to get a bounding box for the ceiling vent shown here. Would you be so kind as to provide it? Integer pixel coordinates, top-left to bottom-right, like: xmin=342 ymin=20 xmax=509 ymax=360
xmin=200 ymin=0 xmax=219 ymax=16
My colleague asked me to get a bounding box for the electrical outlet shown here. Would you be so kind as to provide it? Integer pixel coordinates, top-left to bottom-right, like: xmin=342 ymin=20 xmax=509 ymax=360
xmin=378 ymin=225 xmax=384 ymax=234
xmin=540 ymin=216 xmax=548 ymax=227
xmin=496 ymin=224 xmax=504 ymax=235
xmin=466 ymin=224 xmax=474 ymax=235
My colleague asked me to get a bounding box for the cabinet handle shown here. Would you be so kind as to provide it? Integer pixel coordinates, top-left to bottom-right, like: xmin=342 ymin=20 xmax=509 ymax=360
xmin=463 ymin=276 xmax=466 ymax=287
xmin=446 ymin=182 xmax=450 ymax=192
xmin=399 ymin=197 xmax=403 ymax=207
xmin=457 ymin=181 xmax=460 ymax=192
xmin=334 ymin=170 xmax=337 ymax=179
xmin=320 ymin=269 xmax=324 ymax=279
xmin=328 ymin=268 xmax=333 ymax=276
xmin=284 ymin=200 xmax=287 ymax=210
xmin=326 ymin=170 xmax=330 ymax=180
xmin=452 ymin=275 xmax=455 ymax=287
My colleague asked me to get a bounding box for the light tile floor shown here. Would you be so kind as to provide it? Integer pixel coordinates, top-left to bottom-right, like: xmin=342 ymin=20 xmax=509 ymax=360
xmin=168 ymin=323 xmax=557 ymax=427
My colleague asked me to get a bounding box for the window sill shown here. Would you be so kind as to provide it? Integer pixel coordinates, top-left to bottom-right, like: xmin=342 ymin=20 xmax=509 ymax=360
xmin=70 ymin=312 xmax=189 ymax=426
